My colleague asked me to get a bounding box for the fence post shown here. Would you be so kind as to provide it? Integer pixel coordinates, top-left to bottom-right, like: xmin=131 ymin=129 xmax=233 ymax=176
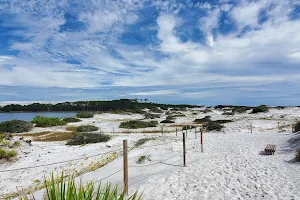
xmin=183 ymin=132 xmax=186 ymax=167
xmin=250 ymin=122 xmax=252 ymax=133
xmin=194 ymin=127 xmax=197 ymax=139
xmin=176 ymin=128 xmax=177 ymax=137
xmin=123 ymin=140 xmax=128 ymax=194
xmin=161 ymin=126 xmax=164 ymax=136
xmin=200 ymin=127 xmax=203 ymax=153
xmin=185 ymin=126 xmax=188 ymax=138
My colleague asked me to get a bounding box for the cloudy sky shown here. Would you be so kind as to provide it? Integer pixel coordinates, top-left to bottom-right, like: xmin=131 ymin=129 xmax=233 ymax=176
xmin=0 ymin=0 xmax=300 ymax=106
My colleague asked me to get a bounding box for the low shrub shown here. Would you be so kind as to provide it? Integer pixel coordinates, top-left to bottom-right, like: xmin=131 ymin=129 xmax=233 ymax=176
xmin=205 ymin=121 xmax=224 ymax=132
xmin=0 ymin=120 xmax=33 ymax=133
xmin=296 ymin=149 xmax=300 ymax=162
xmin=213 ymin=119 xmax=233 ymax=124
xmin=144 ymin=113 xmax=160 ymax=119
xmin=160 ymin=119 xmax=175 ymax=123
xmin=294 ymin=122 xmax=300 ymax=132
xmin=67 ymin=133 xmax=111 ymax=145
xmin=0 ymin=148 xmax=17 ymax=159
xmin=13 ymin=141 xmax=21 ymax=147
xmin=232 ymin=106 xmax=252 ymax=113
xmin=76 ymin=125 xmax=99 ymax=132
xmin=63 ymin=117 xmax=81 ymax=123
xmin=134 ymin=138 xmax=156 ymax=147
xmin=120 ymin=120 xmax=158 ymax=129
xmin=194 ymin=116 xmax=211 ymax=124
xmin=251 ymin=105 xmax=269 ymax=114
xmin=149 ymin=107 xmax=163 ymax=113
xmin=222 ymin=112 xmax=234 ymax=116
xmin=137 ymin=155 xmax=151 ymax=164
xmin=32 ymin=116 xmax=67 ymax=127
xmin=0 ymin=133 xmax=5 ymax=142
xmin=34 ymin=132 xmax=75 ymax=142
xmin=76 ymin=112 xmax=94 ymax=118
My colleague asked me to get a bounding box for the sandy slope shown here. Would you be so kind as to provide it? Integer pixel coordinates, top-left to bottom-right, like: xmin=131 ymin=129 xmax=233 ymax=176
xmin=1 ymin=107 xmax=300 ymax=199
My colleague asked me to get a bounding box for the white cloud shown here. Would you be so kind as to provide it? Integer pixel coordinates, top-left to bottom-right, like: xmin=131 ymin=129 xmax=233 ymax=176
xmin=128 ymin=90 xmax=179 ymax=96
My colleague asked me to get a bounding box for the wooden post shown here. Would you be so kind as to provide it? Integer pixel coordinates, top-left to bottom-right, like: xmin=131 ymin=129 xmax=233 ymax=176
xmin=183 ymin=132 xmax=186 ymax=167
xmin=161 ymin=126 xmax=164 ymax=136
xmin=123 ymin=140 xmax=128 ymax=194
xmin=194 ymin=127 xmax=197 ymax=139
xmin=250 ymin=122 xmax=252 ymax=133
xmin=176 ymin=128 xmax=177 ymax=137
xmin=200 ymin=127 xmax=203 ymax=153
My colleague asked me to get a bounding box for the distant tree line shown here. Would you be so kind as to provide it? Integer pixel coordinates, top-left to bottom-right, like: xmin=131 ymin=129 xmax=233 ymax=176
xmin=0 ymin=99 xmax=196 ymax=112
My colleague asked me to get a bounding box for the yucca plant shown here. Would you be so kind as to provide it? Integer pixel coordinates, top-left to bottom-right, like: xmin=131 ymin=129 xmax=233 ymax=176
xmin=20 ymin=172 xmax=142 ymax=200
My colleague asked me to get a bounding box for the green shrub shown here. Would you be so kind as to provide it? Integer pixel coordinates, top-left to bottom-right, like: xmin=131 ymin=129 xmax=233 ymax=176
xmin=67 ymin=133 xmax=111 ymax=145
xmin=294 ymin=122 xmax=300 ymax=132
xmin=160 ymin=119 xmax=175 ymax=123
xmin=149 ymin=107 xmax=163 ymax=113
xmin=32 ymin=115 xmax=67 ymax=127
xmin=213 ymin=119 xmax=233 ymax=124
xmin=0 ymin=148 xmax=17 ymax=159
xmin=76 ymin=112 xmax=94 ymax=118
xmin=144 ymin=113 xmax=160 ymax=119
xmin=134 ymin=138 xmax=156 ymax=147
xmin=120 ymin=120 xmax=158 ymax=129
xmin=205 ymin=121 xmax=224 ymax=132
xmin=0 ymin=133 xmax=5 ymax=142
xmin=21 ymin=172 xmax=141 ymax=200
xmin=0 ymin=120 xmax=33 ymax=133
xmin=76 ymin=125 xmax=99 ymax=132
xmin=194 ymin=116 xmax=211 ymax=123
xmin=137 ymin=155 xmax=151 ymax=164
xmin=222 ymin=112 xmax=234 ymax=116
xmin=251 ymin=105 xmax=269 ymax=114
xmin=232 ymin=106 xmax=252 ymax=113
xmin=296 ymin=149 xmax=300 ymax=162
xmin=13 ymin=141 xmax=21 ymax=147
xmin=63 ymin=117 xmax=81 ymax=123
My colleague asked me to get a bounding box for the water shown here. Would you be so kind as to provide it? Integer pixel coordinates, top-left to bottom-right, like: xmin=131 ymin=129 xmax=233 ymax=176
xmin=0 ymin=112 xmax=77 ymax=122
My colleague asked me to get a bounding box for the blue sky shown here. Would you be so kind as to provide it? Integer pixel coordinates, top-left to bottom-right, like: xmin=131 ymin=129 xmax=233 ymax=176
xmin=1 ymin=0 xmax=300 ymax=106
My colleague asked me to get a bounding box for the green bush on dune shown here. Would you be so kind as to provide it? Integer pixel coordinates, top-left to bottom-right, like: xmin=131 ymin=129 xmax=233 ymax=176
xmin=76 ymin=112 xmax=94 ymax=118
xmin=66 ymin=133 xmax=111 ymax=145
xmin=251 ymin=105 xmax=269 ymax=114
xmin=76 ymin=125 xmax=99 ymax=132
xmin=32 ymin=115 xmax=67 ymax=127
xmin=296 ymin=149 xmax=300 ymax=162
xmin=120 ymin=120 xmax=158 ymax=129
xmin=63 ymin=117 xmax=82 ymax=123
xmin=0 ymin=148 xmax=17 ymax=159
xmin=294 ymin=122 xmax=300 ymax=132
xmin=0 ymin=120 xmax=33 ymax=133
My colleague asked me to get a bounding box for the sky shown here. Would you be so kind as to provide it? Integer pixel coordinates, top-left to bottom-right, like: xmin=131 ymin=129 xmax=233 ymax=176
xmin=0 ymin=0 xmax=300 ymax=106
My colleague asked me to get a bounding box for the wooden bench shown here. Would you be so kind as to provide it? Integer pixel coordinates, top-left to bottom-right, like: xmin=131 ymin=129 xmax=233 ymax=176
xmin=265 ymin=144 xmax=276 ymax=155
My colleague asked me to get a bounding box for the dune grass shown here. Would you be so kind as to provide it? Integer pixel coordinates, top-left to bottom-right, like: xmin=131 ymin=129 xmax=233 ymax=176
xmin=19 ymin=173 xmax=142 ymax=200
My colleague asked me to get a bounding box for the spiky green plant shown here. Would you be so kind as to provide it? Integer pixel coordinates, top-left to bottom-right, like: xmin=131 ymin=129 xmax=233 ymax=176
xmin=20 ymin=172 xmax=142 ymax=200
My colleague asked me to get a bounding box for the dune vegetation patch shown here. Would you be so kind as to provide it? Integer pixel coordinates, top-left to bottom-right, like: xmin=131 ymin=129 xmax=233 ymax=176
xmin=34 ymin=132 xmax=76 ymax=142
xmin=0 ymin=120 xmax=33 ymax=133
xmin=76 ymin=125 xmax=99 ymax=132
xmin=63 ymin=117 xmax=81 ymax=123
xmin=76 ymin=112 xmax=94 ymax=118
xmin=120 ymin=120 xmax=158 ymax=129
xmin=134 ymin=137 xmax=156 ymax=147
xmin=32 ymin=115 xmax=67 ymax=127
xmin=66 ymin=133 xmax=111 ymax=145
xmin=251 ymin=105 xmax=269 ymax=114
xmin=0 ymin=148 xmax=17 ymax=159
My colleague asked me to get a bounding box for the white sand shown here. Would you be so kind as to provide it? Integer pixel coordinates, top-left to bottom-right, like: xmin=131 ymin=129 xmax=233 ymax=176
xmin=1 ymin=107 xmax=300 ymax=199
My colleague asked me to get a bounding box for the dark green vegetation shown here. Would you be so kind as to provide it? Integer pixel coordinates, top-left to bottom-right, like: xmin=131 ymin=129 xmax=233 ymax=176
xmin=32 ymin=115 xmax=67 ymax=127
xmin=120 ymin=120 xmax=158 ymax=129
xmin=205 ymin=121 xmax=224 ymax=131
xmin=194 ymin=116 xmax=211 ymax=123
xmin=0 ymin=99 xmax=195 ymax=112
xmin=294 ymin=121 xmax=300 ymax=132
xmin=76 ymin=112 xmax=94 ymax=118
xmin=0 ymin=148 xmax=17 ymax=159
xmin=76 ymin=125 xmax=99 ymax=132
xmin=144 ymin=113 xmax=160 ymax=119
xmin=66 ymin=133 xmax=111 ymax=145
xmin=251 ymin=105 xmax=269 ymax=114
xmin=296 ymin=149 xmax=300 ymax=162
xmin=160 ymin=119 xmax=175 ymax=123
xmin=63 ymin=117 xmax=81 ymax=123
xmin=232 ymin=106 xmax=252 ymax=113
xmin=182 ymin=125 xmax=197 ymax=130
xmin=149 ymin=107 xmax=163 ymax=113
xmin=0 ymin=120 xmax=33 ymax=133
xmin=134 ymin=138 xmax=156 ymax=147
xmin=213 ymin=119 xmax=233 ymax=124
